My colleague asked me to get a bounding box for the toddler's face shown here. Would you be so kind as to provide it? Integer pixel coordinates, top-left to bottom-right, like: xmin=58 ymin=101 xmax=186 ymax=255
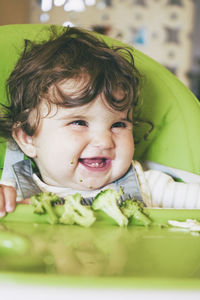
xmin=29 ymin=89 xmax=134 ymax=190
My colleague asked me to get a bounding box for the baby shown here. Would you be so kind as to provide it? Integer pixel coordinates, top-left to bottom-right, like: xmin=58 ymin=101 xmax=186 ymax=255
xmin=0 ymin=26 xmax=199 ymax=217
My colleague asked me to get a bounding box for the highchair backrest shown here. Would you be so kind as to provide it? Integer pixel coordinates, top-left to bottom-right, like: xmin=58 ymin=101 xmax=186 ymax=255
xmin=0 ymin=24 xmax=199 ymax=177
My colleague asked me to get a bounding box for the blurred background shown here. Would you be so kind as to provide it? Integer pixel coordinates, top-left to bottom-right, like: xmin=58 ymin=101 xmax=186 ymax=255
xmin=0 ymin=0 xmax=199 ymax=100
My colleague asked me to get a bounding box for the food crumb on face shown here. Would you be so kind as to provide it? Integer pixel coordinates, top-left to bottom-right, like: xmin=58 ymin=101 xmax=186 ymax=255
xmin=70 ymin=155 xmax=75 ymax=165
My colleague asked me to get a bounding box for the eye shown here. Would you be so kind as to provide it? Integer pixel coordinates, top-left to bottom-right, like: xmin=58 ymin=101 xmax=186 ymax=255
xmin=111 ymin=121 xmax=127 ymax=128
xmin=70 ymin=120 xmax=87 ymax=126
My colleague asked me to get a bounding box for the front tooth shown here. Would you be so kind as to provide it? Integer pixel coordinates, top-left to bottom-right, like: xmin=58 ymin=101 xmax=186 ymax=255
xmin=91 ymin=162 xmax=99 ymax=167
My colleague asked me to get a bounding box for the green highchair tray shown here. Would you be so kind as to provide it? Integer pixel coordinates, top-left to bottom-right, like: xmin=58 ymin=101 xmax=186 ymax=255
xmin=0 ymin=205 xmax=200 ymax=290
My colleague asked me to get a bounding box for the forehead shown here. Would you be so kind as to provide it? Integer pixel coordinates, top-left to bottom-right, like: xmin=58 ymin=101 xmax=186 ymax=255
xmin=58 ymin=76 xmax=89 ymax=95
xmin=40 ymin=96 xmax=131 ymax=120
xmin=57 ymin=76 xmax=127 ymax=98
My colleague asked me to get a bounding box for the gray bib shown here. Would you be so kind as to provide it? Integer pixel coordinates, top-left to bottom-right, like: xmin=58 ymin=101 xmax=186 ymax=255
xmin=12 ymin=159 xmax=144 ymax=205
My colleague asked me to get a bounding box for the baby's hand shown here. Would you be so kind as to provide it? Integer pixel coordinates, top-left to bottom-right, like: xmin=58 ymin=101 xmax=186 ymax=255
xmin=0 ymin=185 xmax=31 ymax=218
xmin=0 ymin=184 xmax=17 ymax=217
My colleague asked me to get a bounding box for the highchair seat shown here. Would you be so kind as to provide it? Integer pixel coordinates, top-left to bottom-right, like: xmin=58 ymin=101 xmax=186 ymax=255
xmin=0 ymin=24 xmax=199 ymax=176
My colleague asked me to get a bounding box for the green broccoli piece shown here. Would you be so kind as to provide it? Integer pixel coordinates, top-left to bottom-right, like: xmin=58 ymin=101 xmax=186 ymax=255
xmin=30 ymin=192 xmax=60 ymax=225
xmin=59 ymin=193 xmax=96 ymax=227
xmin=120 ymin=199 xmax=151 ymax=226
xmin=92 ymin=189 xmax=128 ymax=227
xmin=59 ymin=200 xmax=76 ymax=225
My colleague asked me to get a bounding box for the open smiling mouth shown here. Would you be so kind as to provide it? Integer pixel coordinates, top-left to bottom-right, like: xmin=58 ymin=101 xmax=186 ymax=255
xmin=78 ymin=157 xmax=111 ymax=171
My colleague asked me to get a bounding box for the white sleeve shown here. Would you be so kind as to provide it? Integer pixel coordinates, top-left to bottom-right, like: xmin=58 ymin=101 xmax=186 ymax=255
xmin=0 ymin=179 xmax=16 ymax=188
xmin=144 ymin=170 xmax=200 ymax=209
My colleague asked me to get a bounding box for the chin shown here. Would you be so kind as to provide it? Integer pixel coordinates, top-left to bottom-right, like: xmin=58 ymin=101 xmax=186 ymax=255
xmin=79 ymin=180 xmax=109 ymax=191
xmin=76 ymin=170 xmax=125 ymax=190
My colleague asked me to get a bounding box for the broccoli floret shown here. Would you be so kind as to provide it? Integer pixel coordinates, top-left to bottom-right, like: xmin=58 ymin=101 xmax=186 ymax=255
xmin=59 ymin=201 xmax=76 ymax=225
xmin=30 ymin=192 xmax=60 ymax=225
xmin=30 ymin=191 xmax=151 ymax=228
xmin=92 ymin=189 xmax=128 ymax=227
xmin=120 ymin=199 xmax=151 ymax=226
xmin=60 ymin=193 xmax=96 ymax=227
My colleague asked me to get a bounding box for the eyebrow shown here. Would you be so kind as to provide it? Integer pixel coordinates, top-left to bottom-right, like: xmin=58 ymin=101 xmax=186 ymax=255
xmin=57 ymin=112 xmax=133 ymax=123
xmin=121 ymin=117 xmax=132 ymax=123
xmin=58 ymin=116 xmax=132 ymax=122
xmin=57 ymin=114 xmax=87 ymax=121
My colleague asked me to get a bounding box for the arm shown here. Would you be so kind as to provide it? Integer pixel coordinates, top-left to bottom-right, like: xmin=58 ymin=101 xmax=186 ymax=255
xmin=0 ymin=180 xmax=28 ymax=218
xmin=0 ymin=184 xmax=17 ymax=217
xmin=145 ymin=170 xmax=200 ymax=209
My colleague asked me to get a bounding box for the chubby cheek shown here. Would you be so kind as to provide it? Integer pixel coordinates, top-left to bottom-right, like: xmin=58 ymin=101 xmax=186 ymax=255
xmin=53 ymin=135 xmax=86 ymax=170
xmin=117 ymin=134 xmax=134 ymax=164
xmin=129 ymin=135 xmax=135 ymax=158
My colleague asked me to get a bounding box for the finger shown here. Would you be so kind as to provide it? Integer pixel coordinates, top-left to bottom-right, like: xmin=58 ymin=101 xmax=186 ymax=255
xmin=18 ymin=198 xmax=31 ymax=204
xmin=0 ymin=186 xmax=6 ymax=217
xmin=3 ymin=185 xmax=17 ymax=213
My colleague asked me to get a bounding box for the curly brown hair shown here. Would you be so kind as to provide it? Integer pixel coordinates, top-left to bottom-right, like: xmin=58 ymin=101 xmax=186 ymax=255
xmin=0 ymin=26 xmax=141 ymax=139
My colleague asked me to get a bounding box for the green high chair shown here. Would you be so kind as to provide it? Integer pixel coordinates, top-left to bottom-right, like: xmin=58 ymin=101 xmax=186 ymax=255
xmin=0 ymin=24 xmax=200 ymax=177
xmin=0 ymin=24 xmax=200 ymax=291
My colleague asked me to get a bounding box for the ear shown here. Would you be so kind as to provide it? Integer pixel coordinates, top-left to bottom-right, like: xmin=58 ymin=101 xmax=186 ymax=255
xmin=12 ymin=127 xmax=37 ymax=158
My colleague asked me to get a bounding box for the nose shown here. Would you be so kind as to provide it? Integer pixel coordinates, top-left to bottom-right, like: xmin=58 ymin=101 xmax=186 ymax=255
xmin=91 ymin=130 xmax=115 ymax=150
